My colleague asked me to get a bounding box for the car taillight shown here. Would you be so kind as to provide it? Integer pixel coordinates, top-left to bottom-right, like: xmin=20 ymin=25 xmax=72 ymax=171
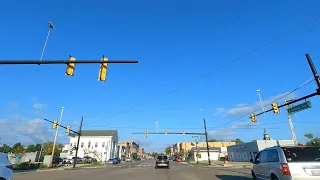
xmin=280 ymin=163 xmax=291 ymax=175
xmin=6 ymin=165 xmax=13 ymax=170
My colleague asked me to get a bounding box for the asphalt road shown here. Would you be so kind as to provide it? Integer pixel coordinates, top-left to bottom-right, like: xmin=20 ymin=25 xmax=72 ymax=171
xmin=13 ymin=160 xmax=252 ymax=180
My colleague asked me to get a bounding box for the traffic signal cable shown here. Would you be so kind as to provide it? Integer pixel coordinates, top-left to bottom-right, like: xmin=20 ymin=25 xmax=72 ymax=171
xmin=84 ymin=15 xmax=320 ymax=125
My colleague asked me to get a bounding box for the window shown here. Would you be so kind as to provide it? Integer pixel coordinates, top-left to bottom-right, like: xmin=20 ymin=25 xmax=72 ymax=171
xmin=260 ymin=151 xmax=268 ymax=163
xmin=267 ymin=149 xmax=279 ymax=162
xmin=81 ymin=142 xmax=84 ymax=148
xmin=88 ymin=141 xmax=91 ymax=148
xmin=95 ymin=142 xmax=98 ymax=148
xmin=281 ymin=147 xmax=320 ymax=162
xmin=157 ymin=155 xmax=168 ymax=160
xmin=254 ymin=152 xmax=261 ymax=163
xmin=102 ymin=142 xmax=105 ymax=148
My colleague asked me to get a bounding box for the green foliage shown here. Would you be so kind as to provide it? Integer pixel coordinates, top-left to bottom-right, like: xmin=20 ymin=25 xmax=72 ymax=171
xmin=131 ymin=152 xmax=138 ymax=160
xmin=13 ymin=162 xmax=41 ymax=170
xmin=232 ymin=138 xmax=244 ymax=144
xmin=43 ymin=142 xmax=64 ymax=156
xmin=165 ymin=147 xmax=171 ymax=155
xmin=208 ymin=139 xmax=217 ymax=142
xmin=0 ymin=144 xmax=12 ymax=153
xmin=12 ymin=143 xmax=25 ymax=157
xmin=304 ymin=133 xmax=320 ymax=146
xmin=25 ymin=144 xmax=41 ymax=153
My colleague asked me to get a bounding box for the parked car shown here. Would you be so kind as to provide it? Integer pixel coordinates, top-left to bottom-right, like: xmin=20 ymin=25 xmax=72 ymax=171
xmin=0 ymin=152 xmax=13 ymax=180
xmin=113 ymin=158 xmax=121 ymax=164
xmin=155 ymin=154 xmax=169 ymax=169
xmin=106 ymin=158 xmax=118 ymax=164
xmin=126 ymin=158 xmax=132 ymax=162
xmin=176 ymin=157 xmax=183 ymax=162
xmin=251 ymin=146 xmax=320 ymax=180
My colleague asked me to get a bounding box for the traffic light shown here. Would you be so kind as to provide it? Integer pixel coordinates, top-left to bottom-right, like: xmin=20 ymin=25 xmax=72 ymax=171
xmin=52 ymin=121 xmax=58 ymax=129
xmin=271 ymin=102 xmax=280 ymax=114
xmin=145 ymin=130 xmax=148 ymax=138
xmin=164 ymin=130 xmax=168 ymax=135
xmin=65 ymin=56 xmax=76 ymax=76
xmin=98 ymin=56 xmax=108 ymax=82
xmin=182 ymin=130 xmax=185 ymax=135
xmin=66 ymin=126 xmax=71 ymax=134
xmin=250 ymin=113 xmax=256 ymax=123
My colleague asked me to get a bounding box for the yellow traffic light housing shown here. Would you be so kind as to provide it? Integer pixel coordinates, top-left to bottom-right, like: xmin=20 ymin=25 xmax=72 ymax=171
xmin=250 ymin=113 xmax=256 ymax=123
xmin=182 ymin=130 xmax=185 ymax=135
xmin=271 ymin=102 xmax=280 ymax=114
xmin=164 ymin=130 xmax=168 ymax=135
xmin=98 ymin=56 xmax=108 ymax=82
xmin=66 ymin=126 xmax=71 ymax=135
xmin=145 ymin=130 xmax=148 ymax=138
xmin=66 ymin=56 xmax=76 ymax=76
xmin=52 ymin=121 xmax=58 ymax=129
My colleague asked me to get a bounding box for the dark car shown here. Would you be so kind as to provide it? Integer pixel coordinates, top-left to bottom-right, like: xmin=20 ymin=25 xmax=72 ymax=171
xmin=114 ymin=157 xmax=121 ymax=164
xmin=155 ymin=155 xmax=169 ymax=169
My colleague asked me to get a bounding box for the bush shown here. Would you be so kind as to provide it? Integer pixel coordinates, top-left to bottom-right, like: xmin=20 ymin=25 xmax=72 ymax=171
xmin=13 ymin=162 xmax=40 ymax=170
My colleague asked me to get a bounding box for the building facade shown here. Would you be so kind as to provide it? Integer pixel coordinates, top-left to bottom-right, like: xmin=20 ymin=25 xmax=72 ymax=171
xmin=227 ymin=140 xmax=295 ymax=162
xmin=189 ymin=147 xmax=220 ymax=161
xmin=178 ymin=141 xmax=236 ymax=154
xmin=118 ymin=141 xmax=139 ymax=160
xmin=68 ymin=130 xmax=119 ymax=162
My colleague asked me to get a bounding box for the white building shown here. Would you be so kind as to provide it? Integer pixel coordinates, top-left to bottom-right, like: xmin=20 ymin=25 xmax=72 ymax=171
xmin=67 ymin=130 xmax=119 ymax=162
xmin=189 ymin=147 xmax=220 ymax=162
xmin=227 ymin=140 xmax=295 ymax=162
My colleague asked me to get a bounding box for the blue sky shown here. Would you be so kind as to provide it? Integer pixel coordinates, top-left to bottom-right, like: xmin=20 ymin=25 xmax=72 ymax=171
xmin=0 ymin=0 xmax=320 ymax=152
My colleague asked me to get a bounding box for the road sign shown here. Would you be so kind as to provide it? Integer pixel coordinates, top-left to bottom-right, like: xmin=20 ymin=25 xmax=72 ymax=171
xmin=287 ymin=101 xmax=312 ymax=115
xmin=192 ymin=135 xmax=200 ymax=139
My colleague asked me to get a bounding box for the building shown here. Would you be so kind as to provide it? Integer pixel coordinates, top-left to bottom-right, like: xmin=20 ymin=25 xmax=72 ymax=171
xmin=68 ymin=130 xmax=119 ymax=162
xmin=118 ymin=141 xmax=139 ymax=160
xmin=177 ymin=141 xmax=236 ymax=155
xmin=189 ymin=147 xmax=221 ymax=161
xmin=227 ymin=139 xmax=295 ymax=162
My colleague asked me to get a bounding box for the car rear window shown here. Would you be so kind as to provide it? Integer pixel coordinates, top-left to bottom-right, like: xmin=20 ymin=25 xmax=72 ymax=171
xmin=282 ymin=147 xmax=320 ymax=162
xmin=157 ymin=156 xmax=167 ymax=160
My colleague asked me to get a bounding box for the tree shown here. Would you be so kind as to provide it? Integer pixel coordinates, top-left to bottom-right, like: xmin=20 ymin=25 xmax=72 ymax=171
xmin=25 ymin=144 xmax=42 ymax=152
xmin=12 ymin=142 xmax=25 ymax=157
xmin=232 ymin=138 xmax=244 ymax=144
xmin=165 ymin=147 xmax=171 ymax=155
xmin=208 ymin=139 xmax=217 ymax=142
xmin=131 ymin=152 xmax=138 ymax=160
xmin=304 ymin=133 xmax=320 ymax=146
xmin=43 ymin=142 xmax=64 ymax=156
xmin=0 ymin=144 xmax=12 ymax=153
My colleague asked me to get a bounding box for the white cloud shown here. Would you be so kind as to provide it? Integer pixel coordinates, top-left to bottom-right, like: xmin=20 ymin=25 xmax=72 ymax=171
xmin=225 ymin=92 xmax=296 ymax=117
xmin=32 ymin=103 xmax=47 ymax=109
xmin=213 ymin=108 xmax=225 ymax=115
xmin=0 ymin=115 xmax=54 ymax=145
xmin=208 ymin=121 xmax=257 ymax=141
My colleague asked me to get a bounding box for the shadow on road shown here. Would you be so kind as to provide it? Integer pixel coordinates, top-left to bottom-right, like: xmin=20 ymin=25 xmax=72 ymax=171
xmin=216 ymin=175 xmax=252 ymax=180
xmin=215 ymin=168 xmax=251 ymax=176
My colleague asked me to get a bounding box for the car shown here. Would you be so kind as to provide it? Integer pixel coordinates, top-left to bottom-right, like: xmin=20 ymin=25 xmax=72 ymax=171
xmin=155 ymin=154 xmax=169 ymax=169
xmin=251 ymin=146 xmax=320 ymax=180
xmin=0 ymin=152 xmax=13 ymax=180
xmin=113 ymin=158 xmax=121 ymax=164
xmin=126 ymin=158 xmax=132 ymax=162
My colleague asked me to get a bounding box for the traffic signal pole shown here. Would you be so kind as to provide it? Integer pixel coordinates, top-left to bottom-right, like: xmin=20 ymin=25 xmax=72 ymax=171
xmin=73 ymin=117 xmax=83 ymax=168
xmin=203 ymin=118 xmax=211 ymax=165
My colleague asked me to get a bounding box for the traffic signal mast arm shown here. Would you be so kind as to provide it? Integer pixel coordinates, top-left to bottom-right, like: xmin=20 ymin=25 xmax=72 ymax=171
xmin=133 ymin=132 xmax=205 ymax=135
xmin=0 ymin=60 xmax=138 ymax=64
xmin=44 ymin=118 xmax=80 ymax=135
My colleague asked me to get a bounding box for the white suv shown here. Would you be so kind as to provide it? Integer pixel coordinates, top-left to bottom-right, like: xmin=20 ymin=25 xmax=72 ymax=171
xmin=251 ymin=146 xmax=320 ymax=180
xmin=0 ymin=153 xmax=13 ymax=180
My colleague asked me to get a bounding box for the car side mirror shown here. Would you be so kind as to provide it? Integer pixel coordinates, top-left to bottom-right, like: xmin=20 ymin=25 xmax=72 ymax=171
xmin=250 ymin=159 xmax=254 ymax=163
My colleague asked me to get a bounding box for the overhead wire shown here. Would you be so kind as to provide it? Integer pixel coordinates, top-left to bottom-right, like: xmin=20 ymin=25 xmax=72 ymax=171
xmin=85 ymin=15 xmax=320 ymax=126
xmin=110 ymin=3 xmax=259 ymax=99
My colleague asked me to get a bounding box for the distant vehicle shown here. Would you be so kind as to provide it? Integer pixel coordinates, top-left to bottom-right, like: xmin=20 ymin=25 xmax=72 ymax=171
xmin=176 ymin=157 xmax=183 ymax=162
xmin=113 ymin=158 xmax=121 ymax=164
xmin=0 ymin=152 xmax=13 ymax=180
xmin=126 ymin=158 xmax=132 ymax=162
xmin=251 ymin=146 xmax=320 ymax=180
xmin=106 ymin=159 xmax=117 ymax=164
xmin=155 ymin=154 xmax=169 ymax=169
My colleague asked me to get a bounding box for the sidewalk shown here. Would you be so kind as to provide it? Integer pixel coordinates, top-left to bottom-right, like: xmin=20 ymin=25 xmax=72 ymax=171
xmin=189 ymin=161 xmax=253 ymax=168
xmin=13 ymin=164 xmax=107 ymax=174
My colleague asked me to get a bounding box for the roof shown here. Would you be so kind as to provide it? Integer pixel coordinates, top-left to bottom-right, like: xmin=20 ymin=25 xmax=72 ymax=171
xmin=70 ymin=130 xmax=118 ymax=137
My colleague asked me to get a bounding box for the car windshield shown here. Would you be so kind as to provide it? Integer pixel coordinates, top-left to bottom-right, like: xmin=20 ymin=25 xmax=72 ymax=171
xmin=157 ymin=156 xmax=167 ymax=160
xmin=282 ymin=147 xmax=320 ymax=162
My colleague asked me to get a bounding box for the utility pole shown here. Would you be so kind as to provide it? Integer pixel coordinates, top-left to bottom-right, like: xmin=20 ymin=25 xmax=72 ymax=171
xmin=73 ymin=117 xmax=83 ymax=168
xmin=203 ymin=118 xmax=211 ymax=165
xmin=37 ymin=138 xmax=45 ymax=162
xmin=49 ymin=107 xmax=65 ymax=168
xmin=285 ymin=99 xmax=298 ymax=145
xmin=40 ymin=21 xmax=54 ymax=62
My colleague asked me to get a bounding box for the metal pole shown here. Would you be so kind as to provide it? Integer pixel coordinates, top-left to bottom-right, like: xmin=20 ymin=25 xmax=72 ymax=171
xmin=285 ymin=100 xmax=298 ymax=145
xmin=73 ymin=117 xmax=83 ymax=168
xmin=49 ymin=107 xmax=64 ymax=168
xmin=305 ymin=54 xmax=320 ymax=89
xmin=257 ymin=90 xmax=266 ymax=115
xmin=203 ymin=118 xmax=211 ymax=165
xmin=40 ymin=22 xmax=54 ymax=62
xmin=196 ymin=140 xmax=199 ymax=164
xmin=37 ymin=139 xmax=44 ymax=162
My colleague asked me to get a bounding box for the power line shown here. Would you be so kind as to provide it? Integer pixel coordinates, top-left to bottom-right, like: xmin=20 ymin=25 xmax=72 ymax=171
xmin=86 ymin=15 xmax=320 ymax=125
xmin=108 ymin=3 xmax=259 ymax=99
xmin=208 ymin=78 xmax=315 ymax=130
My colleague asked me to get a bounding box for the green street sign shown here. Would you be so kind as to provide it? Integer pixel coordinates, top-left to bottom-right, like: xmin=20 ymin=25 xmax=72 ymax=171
xmin=192 ymin=135 xmax=200 ymax=139
xmin=287 ymin=101 xmax=312 ymax=115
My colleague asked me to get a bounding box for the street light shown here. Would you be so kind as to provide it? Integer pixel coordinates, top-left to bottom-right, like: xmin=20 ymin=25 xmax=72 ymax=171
xmin=256 ymin=90 xmax=266 ymax=116
xmin=39 ymin=21 xmax=55 ymax=62
xmin=49 ymin=106 xmax=64 ymax=167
